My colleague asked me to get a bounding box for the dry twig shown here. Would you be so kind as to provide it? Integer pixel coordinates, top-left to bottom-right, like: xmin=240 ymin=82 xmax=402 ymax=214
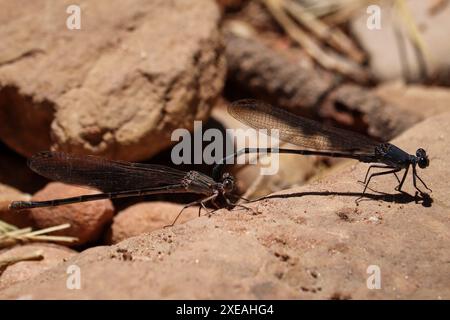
xmin=283 ymin=0 xmax=365 ymax=63
xmin=261 ymin=0 xmax=370 ymax=82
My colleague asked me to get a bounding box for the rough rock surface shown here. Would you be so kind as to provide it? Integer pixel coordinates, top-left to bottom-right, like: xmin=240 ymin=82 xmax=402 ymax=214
xmin=0 ymin=0 xmax=225 ymax=161
xmin=29 ymin=182 xmax=114 ymax=246
xmin=107 ymin=202 xmax=199 ymax=244
xmin=0 ymin=243 xmax=77 ymax=290
xmin=375 ymin=82 xmax=450 ymax=119
xmin=0 ymin=112 xmax=449 ymax=299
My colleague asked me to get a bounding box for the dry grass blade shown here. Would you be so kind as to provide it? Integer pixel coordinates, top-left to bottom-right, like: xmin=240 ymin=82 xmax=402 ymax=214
xmin=261 ymin=0 xmax=370 ymax=82
xmin=283 ymin=0 xmax=365 ymax=63
xmin=394 ymin=0 xmax=431 ymax=79
xmin=299 ymin=0 xmax=362 ymax=18
xmin=320 ymin=0 xmax=373 ymax=25
xmin=0 ymin=220 xmax=78 ymax=248
xmin=0 ymin=220 xmax=17 ymax=233
xmin=1 ymin=228 xmax=32 ymax=237
xmin=26 ymin=235 xmax=78 ymax=242
xmin=26 ymin=223 xmax=72 ymax=236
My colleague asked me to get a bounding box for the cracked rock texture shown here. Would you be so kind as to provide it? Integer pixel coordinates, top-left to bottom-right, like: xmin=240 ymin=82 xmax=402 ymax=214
xmin=0 ymin=112 xmax=448 ymax=299
xmin=0 ymin=0 xmax=225 ymax=161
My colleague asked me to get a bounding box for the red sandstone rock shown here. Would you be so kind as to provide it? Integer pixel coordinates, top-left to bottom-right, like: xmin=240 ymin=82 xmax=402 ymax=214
xmin=0 ymin=0 xmax=225 ymax=161
xmin=108 ymin=201 xmax=199 ymax=244
xmin=0 ymin=112 xmax=448 ymax=299
xmin=0 ymin=243 xmax=77 ymax=290
xmin=30 ymin=182 xmax=114 ymax=246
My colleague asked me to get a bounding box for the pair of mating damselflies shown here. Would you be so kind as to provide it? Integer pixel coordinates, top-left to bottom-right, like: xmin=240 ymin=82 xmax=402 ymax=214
xmin=9 ymin=100 xmax=431 ymax=226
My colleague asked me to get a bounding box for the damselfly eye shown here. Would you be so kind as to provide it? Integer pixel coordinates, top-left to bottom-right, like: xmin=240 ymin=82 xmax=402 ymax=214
xmin=416 ymin=148 xmax=429 ymax=169
xmin=222 ymin=174 xmax=234 ymax=192
xmin=418 ymin=157 xmax=429 ymax=169
xmin=416 ymin=148 xmax=426 ymax=157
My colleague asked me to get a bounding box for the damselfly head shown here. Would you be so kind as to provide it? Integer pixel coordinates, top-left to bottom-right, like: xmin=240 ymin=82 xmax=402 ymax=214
xmin=416 ymin=148 xmax=429 ymax=169
xmin=221 ymin=172 xmax=234 ymax=193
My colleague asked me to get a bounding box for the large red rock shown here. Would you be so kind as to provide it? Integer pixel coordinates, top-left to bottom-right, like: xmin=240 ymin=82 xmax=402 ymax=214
xmin=108 ymin=201 xmax=199 ymax=244
xmin=0 ymin=0 xmax=225 ymax=161
xmin=29 ymin=182 xmax=114 ymax=246
xmin=0 ymin=112 xmax=448 ymax=299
